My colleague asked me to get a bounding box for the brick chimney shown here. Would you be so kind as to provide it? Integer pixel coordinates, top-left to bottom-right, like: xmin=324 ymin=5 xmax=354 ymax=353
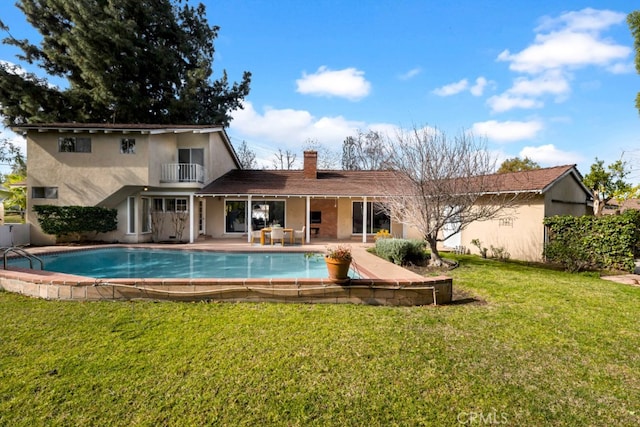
xmin=303 ymin=150 xmax=318 ymax=179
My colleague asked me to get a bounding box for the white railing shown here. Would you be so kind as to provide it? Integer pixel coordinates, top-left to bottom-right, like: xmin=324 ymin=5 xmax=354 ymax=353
xmin=160 ymin=163 xmax=206 ymax=183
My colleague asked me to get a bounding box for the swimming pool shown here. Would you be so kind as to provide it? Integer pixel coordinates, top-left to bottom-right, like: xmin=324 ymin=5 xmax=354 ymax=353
xmin=7 ymin=248 xmax=360 ymax=279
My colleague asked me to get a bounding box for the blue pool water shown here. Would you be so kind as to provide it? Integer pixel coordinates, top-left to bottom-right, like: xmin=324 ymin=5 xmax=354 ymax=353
xmin=8 ymin=248 xmax=359 ymax=279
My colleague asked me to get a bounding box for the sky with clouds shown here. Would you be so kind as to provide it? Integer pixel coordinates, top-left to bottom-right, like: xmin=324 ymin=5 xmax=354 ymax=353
xmin=1 ymin=0 xmax=639 ymax=180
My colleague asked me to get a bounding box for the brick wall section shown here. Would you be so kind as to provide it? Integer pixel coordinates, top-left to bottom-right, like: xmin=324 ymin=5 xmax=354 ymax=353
xmin=0 ymin=269 xmax=452 ymax=306
xmin=310 ymin=199 xmax=338 ymax=239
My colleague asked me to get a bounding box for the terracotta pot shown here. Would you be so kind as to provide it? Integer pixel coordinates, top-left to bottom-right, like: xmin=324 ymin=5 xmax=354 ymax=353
xmin=325 ymin=256 xmax=352 ymax=283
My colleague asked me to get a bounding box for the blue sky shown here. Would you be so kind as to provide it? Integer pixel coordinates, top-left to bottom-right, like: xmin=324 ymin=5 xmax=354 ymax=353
xmin=1 ymin=1 xmax=639 ymax=181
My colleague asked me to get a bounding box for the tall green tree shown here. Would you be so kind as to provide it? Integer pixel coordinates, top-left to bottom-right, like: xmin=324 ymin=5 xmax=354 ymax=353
xmin=583 ymin=158 xmax=635 ymax=216
xmin=0 ymin=0 xmax=251 ymax=126
xmin=497 ymin=156 xmax=540 ymax=173
xmin=629 ymin=11 xmax=640 ymax=115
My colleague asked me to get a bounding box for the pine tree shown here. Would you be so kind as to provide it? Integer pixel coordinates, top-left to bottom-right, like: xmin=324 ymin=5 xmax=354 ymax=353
xmin=0 ymin=0 xmax=251 ymax=126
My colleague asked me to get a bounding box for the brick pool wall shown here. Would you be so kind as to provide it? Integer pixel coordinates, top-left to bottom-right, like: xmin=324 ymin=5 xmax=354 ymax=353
xmin=0 ymin=269 xmax=453 ymax=306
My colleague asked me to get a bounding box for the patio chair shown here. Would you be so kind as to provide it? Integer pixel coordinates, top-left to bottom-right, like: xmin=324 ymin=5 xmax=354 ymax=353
xmin=250 ymin=230 xmax=262 ymax=244
xmin=293 ymin=225 xmax=306 ymax=244
xmin=270 ymin=227 xmax=285 ymax=246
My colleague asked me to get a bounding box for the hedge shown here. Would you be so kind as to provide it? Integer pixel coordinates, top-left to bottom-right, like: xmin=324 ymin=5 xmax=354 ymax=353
xmin=33 ymin=205 xmax=118 ymax=241
xmin=543 ymin=210 xmax=640 ymax=272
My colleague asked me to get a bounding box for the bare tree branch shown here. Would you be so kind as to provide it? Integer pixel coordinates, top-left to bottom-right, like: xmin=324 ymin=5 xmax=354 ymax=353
xmin=381 ymin=126 xmax=522 ymax=266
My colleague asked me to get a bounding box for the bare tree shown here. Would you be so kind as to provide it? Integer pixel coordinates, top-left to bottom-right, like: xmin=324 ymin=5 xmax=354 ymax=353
xmin=150 ymin=210 xmax=165 ymax=242
xmin=381 ymin=126 xmax=519 ymax=266
xmin=272 ymin=148 xmax=297 ymax=170
xmin=235 ymin=140 xmax=257 ymax=169
xmin=342 ymin=129 xmax=392 ymax=170
xmin=170 ymin=210 xmax=189 ymax=242
xmin=303 ymin=138 xmax=340 ymax=169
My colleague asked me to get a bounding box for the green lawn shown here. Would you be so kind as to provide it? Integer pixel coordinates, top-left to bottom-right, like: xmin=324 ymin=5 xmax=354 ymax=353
xmin=1 ymin=255 xmax=638 ymax=426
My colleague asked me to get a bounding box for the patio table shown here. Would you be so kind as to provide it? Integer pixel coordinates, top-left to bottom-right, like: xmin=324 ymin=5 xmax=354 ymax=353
xmin=260 ymin=227 xmax=294 ymax=245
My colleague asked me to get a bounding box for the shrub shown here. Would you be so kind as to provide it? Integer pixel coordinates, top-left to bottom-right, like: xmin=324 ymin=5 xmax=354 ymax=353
xmin=374 ymin=229 xmax=392 ymax=241
xmin=33 ymin=205 xmax=118 ymax=241
xmin=543 ymin=210 xmax=640 ymax=272
xmin=375 ymin=238 xmax=427 ymax=265
xmin=471 ymin=239 xmax=488 ymax=258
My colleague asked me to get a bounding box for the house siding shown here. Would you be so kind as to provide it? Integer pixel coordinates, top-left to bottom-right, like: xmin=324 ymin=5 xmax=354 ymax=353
xmin=460 ymin=196 xmax=546 ymax=261
xmin=23 ymin=126 xmax=237 ymax=245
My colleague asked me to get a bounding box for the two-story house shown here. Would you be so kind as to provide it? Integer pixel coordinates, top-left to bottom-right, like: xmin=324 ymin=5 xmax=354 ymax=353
xmin=15 ymin=123 xmax=239 ymax=245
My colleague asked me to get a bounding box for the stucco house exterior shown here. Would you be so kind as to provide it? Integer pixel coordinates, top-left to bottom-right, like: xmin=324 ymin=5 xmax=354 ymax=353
xmin=442 ymin=165 xmax=593 ymax=261
xmin=14 ymin=123 xmax=592 ymax=261
xmin=15 ymin=123 xmax=240 ymax=245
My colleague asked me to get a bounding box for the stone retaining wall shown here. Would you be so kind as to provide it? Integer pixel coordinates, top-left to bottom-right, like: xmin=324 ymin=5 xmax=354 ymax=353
xmin=0 ymin=269 xmax=452 ymax=306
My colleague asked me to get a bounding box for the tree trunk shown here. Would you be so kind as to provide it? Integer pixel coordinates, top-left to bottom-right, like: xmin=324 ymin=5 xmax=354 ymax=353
xmin=426 ymin=236 xmax=444 ymax=267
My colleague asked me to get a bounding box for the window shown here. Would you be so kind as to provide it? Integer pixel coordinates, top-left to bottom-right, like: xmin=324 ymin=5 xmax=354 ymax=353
xmin=226 ymin=201 xmax=247 ymax=233
xmin=225 ymin=200 xmax=286 ymax=233
xmin=176 ymin=199 xmax=187 ymax=212
xmin=153 ymin=198 xmax=164 ymax=212
xmin=499 ymin=217 xmax=514 ymax=227
xmin=58 ymin=137 xmax=91 ymax=153
xmin=152 ymin=198 xmax=188 ymax=212
xmin=352 ymin=202 xmax=390 ymax=234
xmin=120 ymin=138 xmax=136 ymax=154
xmin=141 ymin=198 xmax=151 ymax=233
xmin=128 ymin=196 xmax=136 ymax=234
xmin=32 ymin=187 xmax=58 ymax=199
xmin=251 ymin=200 xmax=285 ymax=230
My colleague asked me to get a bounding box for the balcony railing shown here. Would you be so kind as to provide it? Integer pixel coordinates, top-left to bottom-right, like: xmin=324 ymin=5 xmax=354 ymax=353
xmin=160 ymin=163 xmax=206 ymax=184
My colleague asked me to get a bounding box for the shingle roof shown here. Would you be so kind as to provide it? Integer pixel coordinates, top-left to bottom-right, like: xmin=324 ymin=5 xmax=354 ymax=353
xmin=12 ymin=123 xmax=223 ymax=133
xmin=474 ymin=164 xmax=586 ymax=194
xmin=197 ymin=169 xmax=402 ymax=197
xmin=197 ymin=164 xmax=589 ymax=198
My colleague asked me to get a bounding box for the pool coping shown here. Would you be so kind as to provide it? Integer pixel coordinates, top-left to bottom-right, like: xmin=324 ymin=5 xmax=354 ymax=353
xmin=0 ymin=242 xmax=453 ymax=306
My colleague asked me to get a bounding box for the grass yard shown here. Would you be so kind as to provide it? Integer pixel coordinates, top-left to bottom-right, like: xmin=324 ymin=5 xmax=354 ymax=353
xmin=1 ymin=255 xmax=639 ymax=426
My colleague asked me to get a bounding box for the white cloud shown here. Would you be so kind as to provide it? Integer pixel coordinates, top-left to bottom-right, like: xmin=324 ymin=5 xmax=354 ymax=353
xmin=486 ymin=94 xmax=543 ymax=113
xmin=432 ymin=79 xmax=468 ymax=96
xmin=535 ymin=8 xmax=626 ymax=33
xmin=296 ymin=66 xmax=371 ymax=100
xmin=433 ymin=76 xmax=491 ymax=97
xmin=470 ymin=77 xmax=489 ymax=96
xmin=607 ymin=62 xmax=635 ymax=74
xmin=230 ymin=101 xmax=397 ymax=161
xmin=519 ymin=144 xmax=584 ymax=165
xmin=497 ymin=9 xmax=630 ymax=74
xmin=399 ymin=67 xmax=422 ymax=80
xmin=509 ymin=70 xmax=570 ymax=97
xmin=472 ymin=120 xmax=543 ymax=143
xmin=487 ymin=70 xmax=571 ymax=112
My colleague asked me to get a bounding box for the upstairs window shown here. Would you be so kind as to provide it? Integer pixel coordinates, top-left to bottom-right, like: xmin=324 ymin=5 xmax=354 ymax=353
xmin=32 ymin=186 xmax=58 ymax=199
xmin=58 ymin=137 xmax=91 ymax=153
xmin=120 ymin=138 xmax=136 ymax=154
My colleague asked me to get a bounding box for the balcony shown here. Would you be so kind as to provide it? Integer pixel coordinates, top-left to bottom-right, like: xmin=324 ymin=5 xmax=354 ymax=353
xmin=160 ymin=163 xmax=206 ymax=184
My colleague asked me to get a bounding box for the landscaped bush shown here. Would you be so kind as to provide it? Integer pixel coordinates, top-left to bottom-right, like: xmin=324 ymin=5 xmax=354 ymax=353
xmin=33 ymin=205 xmax=118 ymax=241
xmin=544 ymin=210 xmax=640 ymax=272
xmin=375 ymin=238 xmax=427 ymax=265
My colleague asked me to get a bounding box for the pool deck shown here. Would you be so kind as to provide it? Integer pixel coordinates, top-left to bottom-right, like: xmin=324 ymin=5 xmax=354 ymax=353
xmin=0 ymin=239 xmax=453 ymax=306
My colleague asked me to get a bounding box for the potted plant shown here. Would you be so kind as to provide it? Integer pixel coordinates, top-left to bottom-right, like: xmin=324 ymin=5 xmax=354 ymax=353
xmin=324 ymin=245 xmax=352 ymax=282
